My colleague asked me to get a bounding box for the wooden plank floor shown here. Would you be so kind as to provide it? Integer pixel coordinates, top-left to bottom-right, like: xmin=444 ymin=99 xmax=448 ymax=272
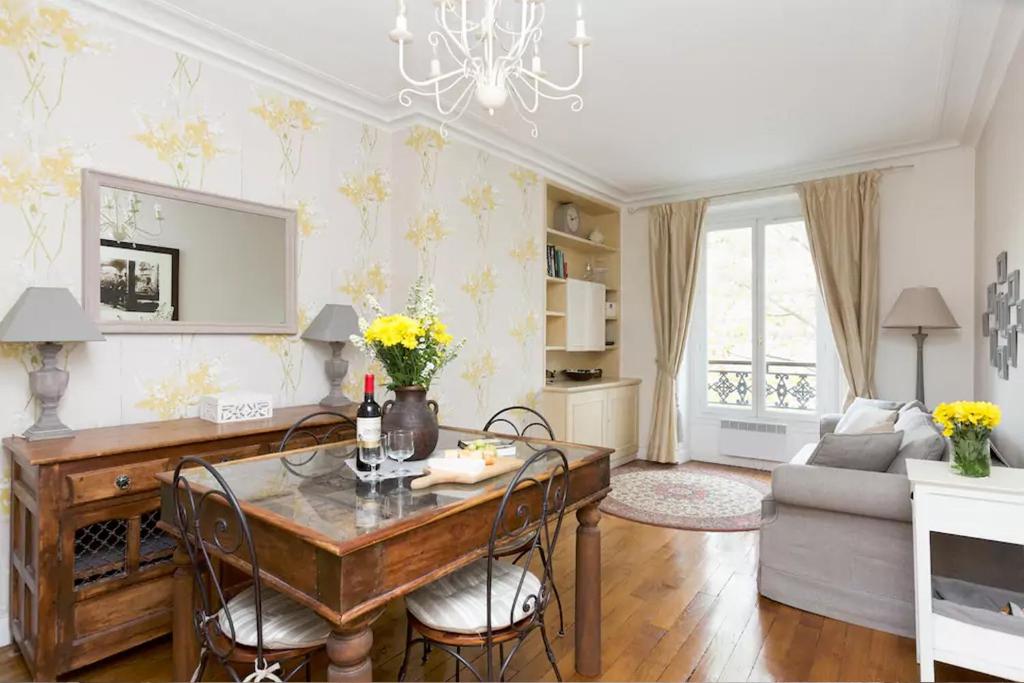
xmin=0 ymin=514 xmax=991 ymax=682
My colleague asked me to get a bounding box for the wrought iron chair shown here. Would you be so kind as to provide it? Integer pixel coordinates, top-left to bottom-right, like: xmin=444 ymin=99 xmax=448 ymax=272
xmin=482 ymin=406 xmax=565 ymax=636
xmin=171 ymin=456 xmax=330 ymax=682
xmin=483 ymin=406 xmax=556 ymax=442
xmin=397 ymin=447 xmax=570 ymax=682
xmin=278 ymin=410 xmax=357 ymax=453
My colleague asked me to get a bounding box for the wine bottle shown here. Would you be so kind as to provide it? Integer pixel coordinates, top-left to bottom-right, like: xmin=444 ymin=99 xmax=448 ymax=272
xmin=356 ymin=374 xmax=381 ymax=472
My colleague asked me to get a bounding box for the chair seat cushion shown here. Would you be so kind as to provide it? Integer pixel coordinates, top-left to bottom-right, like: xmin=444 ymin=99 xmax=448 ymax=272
xmin=218 ymin=585 xmax=330 ymax=650
xmin=406 ymin=559 xmax=543 ymax=635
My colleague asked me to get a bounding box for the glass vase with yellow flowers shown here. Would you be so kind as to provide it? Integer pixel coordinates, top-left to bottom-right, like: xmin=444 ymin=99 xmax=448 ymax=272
xmin=351 ymin=278 xmax=465 ymax=459
xmin=933 ymin=401 xmax=1002 ymax=478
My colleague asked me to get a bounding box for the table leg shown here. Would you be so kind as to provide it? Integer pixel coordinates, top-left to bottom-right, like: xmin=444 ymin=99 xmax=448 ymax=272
xmin=326 ymin=612 xmax=382 ymax=683
xmin=913 ymin=498 xmax=935 ymax=682
xmin=575 ymin=502 xmax=602 ymax=677
xmin=172 ymin=542 xmax=200 ymax=682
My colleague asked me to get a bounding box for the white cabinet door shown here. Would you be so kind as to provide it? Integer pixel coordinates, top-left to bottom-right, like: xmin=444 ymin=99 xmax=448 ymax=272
xmin=567 ymin=390 xmax=606 ymax=447
xmin=565 ymin=279 xmax=606 ymax=352
xmin=605 ymin=385 xmax=639 ymax=453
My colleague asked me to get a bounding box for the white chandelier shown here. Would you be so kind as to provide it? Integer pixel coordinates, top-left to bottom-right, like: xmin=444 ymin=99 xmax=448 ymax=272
xmin=389 ymin=0 xmax=592 ymax=137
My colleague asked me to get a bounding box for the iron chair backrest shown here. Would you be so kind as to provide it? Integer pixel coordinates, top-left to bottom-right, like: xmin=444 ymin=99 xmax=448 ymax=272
xmin=483 ymin=406 xmax=555 ymax=441
xmin=278 ymin=410 xmax=357 ymax=453
xmin=485 ymin=446 xmax=569 ymax=681
xmin=172 ymin=456 xmax=267 ymax=680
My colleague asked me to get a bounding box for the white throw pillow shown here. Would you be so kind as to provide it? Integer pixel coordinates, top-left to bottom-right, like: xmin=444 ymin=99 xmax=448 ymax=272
xmin=835 ymin=405 xmax=897 ymax=434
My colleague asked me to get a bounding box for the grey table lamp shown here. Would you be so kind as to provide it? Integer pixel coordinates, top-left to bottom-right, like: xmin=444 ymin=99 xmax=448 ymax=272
xmin=302 ymin=304 xmax=359 ymax=407
xmin=0 ymin=287 xmax=105 ymax=440
xmin=882 ymin=286 xmax=959 ymax=405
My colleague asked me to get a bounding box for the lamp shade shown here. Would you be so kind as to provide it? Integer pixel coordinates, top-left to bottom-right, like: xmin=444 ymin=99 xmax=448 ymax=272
xmin=0 ymin=287 xmax=105 ymax=343
xmin=882 ymin=286 xmax=959 ymax=330
xmin=302 ymin=304 xmax=359 ymax=342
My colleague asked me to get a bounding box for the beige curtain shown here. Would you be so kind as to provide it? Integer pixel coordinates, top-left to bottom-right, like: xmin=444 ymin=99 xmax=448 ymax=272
xmin=798 ymin=171 xmax=881 ymax=406
xmin=647 ymin=199 xmax=708 ymax=463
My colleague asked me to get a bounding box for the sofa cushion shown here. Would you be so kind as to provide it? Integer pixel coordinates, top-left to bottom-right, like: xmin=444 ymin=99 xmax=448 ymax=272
xmin=889 ymin=407 xmax=947 ymax=474
xmin=835 ymin=405 xmax=898 ymax=434
xmin=848 ymin=397 xmax=905 ymax=411
xmin=808 ymin=432 xmax=904 ymax=472
xmin=898 ymin=400 xmax=927 ymax=415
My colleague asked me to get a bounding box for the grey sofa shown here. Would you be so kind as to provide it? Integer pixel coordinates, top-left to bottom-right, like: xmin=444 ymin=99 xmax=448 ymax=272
xmin=758 ymin=412 xmax=1024 ymax=637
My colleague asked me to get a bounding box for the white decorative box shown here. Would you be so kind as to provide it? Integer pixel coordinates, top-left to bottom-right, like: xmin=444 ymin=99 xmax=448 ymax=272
xmin=199 ymin=393 xmax=273 ymax=424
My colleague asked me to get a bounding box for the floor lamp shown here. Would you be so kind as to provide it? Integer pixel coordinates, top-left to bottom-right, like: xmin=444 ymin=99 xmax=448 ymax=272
xmin=882 ymin=286 xmax=959 ymax=406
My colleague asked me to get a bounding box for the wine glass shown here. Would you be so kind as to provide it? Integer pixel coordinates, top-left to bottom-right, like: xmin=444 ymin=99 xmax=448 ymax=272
xmin=359 ymin=438 xmax=386 ymax=486
xmin=385 ymin=430 xmax=415 ymax=483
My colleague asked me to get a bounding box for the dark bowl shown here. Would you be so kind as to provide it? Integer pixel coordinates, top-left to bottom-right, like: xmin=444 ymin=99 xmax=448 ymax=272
xmin=563 ymin=368 xmax=603 ymax=382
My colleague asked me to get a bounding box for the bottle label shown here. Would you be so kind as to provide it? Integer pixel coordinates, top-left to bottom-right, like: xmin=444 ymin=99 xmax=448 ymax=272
xmin=357 ymin=417 xmax=381 ymax=447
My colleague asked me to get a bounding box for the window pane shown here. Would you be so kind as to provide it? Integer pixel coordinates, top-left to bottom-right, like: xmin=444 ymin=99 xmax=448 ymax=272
xmin=706 ymin=227 xmax=753 ymax=407
xmin=764 ymin=220 xmax=817 ymax=411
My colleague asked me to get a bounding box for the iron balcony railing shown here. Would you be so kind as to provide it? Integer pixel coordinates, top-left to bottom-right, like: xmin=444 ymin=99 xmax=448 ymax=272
xmin=707 ymin=359 xmax=816 ymax=411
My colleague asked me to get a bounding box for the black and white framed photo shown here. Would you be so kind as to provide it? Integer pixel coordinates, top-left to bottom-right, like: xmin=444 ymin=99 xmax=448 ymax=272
xmin=1010 ymin=269 xmax=1021 ymax=302
xmin=99 ymin=239 xmax=179 ymax=321
xmin=982 ymin=312 xmax=991 ymax=337
xmin=997 ymin=251 xmax=1008 ymax=284
xmin=1010 ymin=331 xmax=1019 ymax=369
xmin=987 ymin=282 xmax=997 ymax=312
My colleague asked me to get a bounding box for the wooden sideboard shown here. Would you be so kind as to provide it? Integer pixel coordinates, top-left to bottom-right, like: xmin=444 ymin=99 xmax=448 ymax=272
xmin=4 ymin=404 xmax=355 ymax=681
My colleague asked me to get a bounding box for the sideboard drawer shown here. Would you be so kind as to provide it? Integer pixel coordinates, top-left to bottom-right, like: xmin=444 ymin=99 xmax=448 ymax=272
xmin=66 ymin=460 xmax=171 ymax=505
xmin=65 ymin=443 xmax=268 ymax=505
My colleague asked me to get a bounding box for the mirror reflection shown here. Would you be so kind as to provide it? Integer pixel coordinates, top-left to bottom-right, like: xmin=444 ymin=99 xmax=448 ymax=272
xmin=96 ymin=186 xmax=290 ymax=326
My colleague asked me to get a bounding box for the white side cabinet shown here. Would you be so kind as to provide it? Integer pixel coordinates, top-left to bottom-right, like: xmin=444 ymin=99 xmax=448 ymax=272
xmin=565 ymin=279 xmax=606 ymax=352
xmin=542 ymin=378 xmax=640 ymax=466
xmin=907 ymin=460 xmax=1024 ymax=682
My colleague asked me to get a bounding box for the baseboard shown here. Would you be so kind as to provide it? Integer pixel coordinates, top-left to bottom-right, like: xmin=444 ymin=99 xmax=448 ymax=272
xmin=0 ymin=611 xmax=10 ymax=647
xmin=610 ymin=448 xmax=638 ymax=469
xmin=688 ymin=452 xmax=780 ymax=472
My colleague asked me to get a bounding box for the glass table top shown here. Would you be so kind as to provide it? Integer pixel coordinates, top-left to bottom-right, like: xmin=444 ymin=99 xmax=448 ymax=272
xmin=166 ymin=427 xmax=604 ymax=547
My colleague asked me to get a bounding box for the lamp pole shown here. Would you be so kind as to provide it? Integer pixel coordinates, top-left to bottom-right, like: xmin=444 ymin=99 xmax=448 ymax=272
xmin=912 ymin=325 xmax=927 ymax=405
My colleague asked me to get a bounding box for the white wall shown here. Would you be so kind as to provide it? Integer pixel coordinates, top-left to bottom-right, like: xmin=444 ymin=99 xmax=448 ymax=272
xmin=620 ymin=207 xmax=655 ymax=460
xmin=876 ymin=146 xmax=976 ymax=405
xmin=975 ymin=32 xmax=1024 ymax=469
xmin=621 ymin=146 xmax=977 ymax=463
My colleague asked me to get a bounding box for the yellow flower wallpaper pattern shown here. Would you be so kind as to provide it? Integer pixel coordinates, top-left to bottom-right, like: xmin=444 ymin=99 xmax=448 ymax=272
xmin=134 ymin=113 xmax=225 ymax=189
xmin=405 ymin=124 xmax=446 ymax=191
xmin=405 ymin=207 xmax=450 ymax=276
xmin=250 ymin=92 xmax=322 ymax=192
xmin=461 ymin=178 xmax=499 ymax=247
xmin=460 ymin=265 xmax=498 ymax=335
xmin=0 ymin=143 xmax=86 ymax=265
xmin=460 ymin=349 xmax=498 ymax=411
xmin=136 ymin=357 xmax=224 ymax=420
xmin=0 ymin=0 xmax=102 ymax=121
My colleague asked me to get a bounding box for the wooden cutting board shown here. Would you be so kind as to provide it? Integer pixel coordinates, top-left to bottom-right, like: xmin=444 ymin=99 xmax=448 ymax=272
xmin=410 ymin=456 xmax=522 ymax=490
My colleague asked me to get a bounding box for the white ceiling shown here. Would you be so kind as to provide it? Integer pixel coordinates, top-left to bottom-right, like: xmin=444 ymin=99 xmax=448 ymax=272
xmin=85 ymin=0 xmax=1019 ymax=204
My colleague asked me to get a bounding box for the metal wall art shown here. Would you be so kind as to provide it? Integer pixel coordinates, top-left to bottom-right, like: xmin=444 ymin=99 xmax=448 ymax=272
xmin=983 ymin=250 xmax=1019 ymax=379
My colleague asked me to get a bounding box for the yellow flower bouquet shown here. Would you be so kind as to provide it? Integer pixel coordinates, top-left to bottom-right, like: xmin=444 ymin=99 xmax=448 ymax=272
xmin=933 ymin=401 xmax=1001 ymax=477
xmin=350 ymin=278 xmax=464 ymax=391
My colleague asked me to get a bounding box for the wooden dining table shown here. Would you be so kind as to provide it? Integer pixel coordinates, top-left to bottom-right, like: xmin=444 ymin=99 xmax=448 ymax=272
xmin=156 ymin=426 xmax=611 ymax=681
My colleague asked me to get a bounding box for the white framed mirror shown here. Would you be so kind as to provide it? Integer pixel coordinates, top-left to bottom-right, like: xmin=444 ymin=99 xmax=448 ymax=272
xmin=82 ymin=170 xmax=297 ymax=334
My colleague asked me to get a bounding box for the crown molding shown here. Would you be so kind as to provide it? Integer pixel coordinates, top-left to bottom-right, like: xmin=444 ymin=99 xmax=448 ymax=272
xmin=62 ymin=0 xmax=1019 ymax=210
xmin=64 ymin=0 xmax=630 ymax=207
xmin=962 ymin=0 xmax=1024 ymax=145
xmin=624 ymin=138 xmax=963 ymax=209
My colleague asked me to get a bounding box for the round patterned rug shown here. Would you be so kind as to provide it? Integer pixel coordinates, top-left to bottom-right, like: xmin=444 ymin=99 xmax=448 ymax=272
xmin=600 ymin=461 xmax=769 ymax=532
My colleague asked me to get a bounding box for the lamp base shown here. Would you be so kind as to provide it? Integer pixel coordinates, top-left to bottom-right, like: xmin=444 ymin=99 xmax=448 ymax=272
xmin=319 ymin=392 xmax=353 ymax=408
xmin=25 ymin=342 xmax=75 ymax=441
xmin=24 ymin=422 xmax=74 ymax=441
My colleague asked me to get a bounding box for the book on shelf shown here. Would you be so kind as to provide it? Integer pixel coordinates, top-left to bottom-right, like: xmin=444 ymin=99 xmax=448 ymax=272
xmin=546 ymin=244 xmax=569 ymax=279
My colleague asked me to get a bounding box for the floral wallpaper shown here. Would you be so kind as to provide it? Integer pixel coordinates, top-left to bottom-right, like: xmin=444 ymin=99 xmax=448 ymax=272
xmin=0 ymin=0 xmax=545 ymax=640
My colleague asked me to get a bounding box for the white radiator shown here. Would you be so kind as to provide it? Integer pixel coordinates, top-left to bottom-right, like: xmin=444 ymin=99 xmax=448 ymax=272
xmin=718 ymin=419 xmax=790 ymax=462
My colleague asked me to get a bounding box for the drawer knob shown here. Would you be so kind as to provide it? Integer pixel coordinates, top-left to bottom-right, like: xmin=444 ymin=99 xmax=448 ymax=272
xmin=114 ymin=474 xmax=132 ymax=491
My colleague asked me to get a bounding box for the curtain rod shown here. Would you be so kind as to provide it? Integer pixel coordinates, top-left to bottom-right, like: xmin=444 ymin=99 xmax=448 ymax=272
xmin=626 ymin=163 xmax=915 ymax=214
